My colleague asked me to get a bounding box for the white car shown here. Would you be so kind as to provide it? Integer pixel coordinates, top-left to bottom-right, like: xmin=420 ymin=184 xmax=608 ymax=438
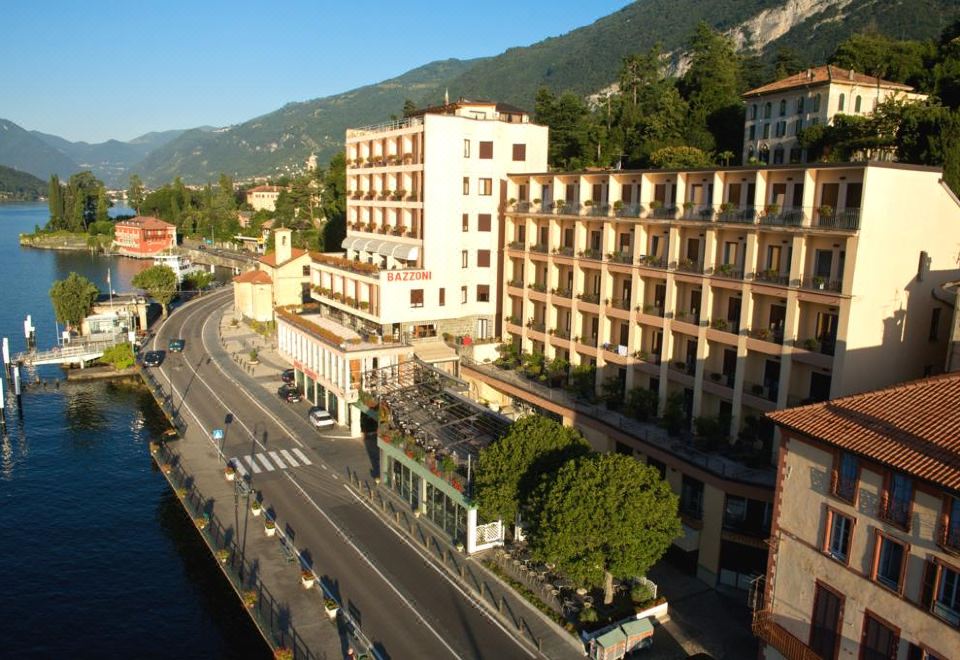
xmin=309 ymin=408 xmax=335 ymax=429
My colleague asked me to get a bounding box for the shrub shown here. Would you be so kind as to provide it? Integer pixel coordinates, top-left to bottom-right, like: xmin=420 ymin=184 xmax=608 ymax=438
xmin=579 ymin=607 xmax=598 ymax=623
xmin=101 ymin=342 xmax=135 ymax=371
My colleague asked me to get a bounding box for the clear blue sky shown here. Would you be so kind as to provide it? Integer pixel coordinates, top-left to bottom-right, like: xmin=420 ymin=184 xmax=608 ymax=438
xmin=0 ymin=0 xmax=630 ymax=143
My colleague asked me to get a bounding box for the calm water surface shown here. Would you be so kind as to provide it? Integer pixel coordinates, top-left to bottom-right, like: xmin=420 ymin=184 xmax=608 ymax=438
xmin=0 ymin=203 xmax=266 ymax=658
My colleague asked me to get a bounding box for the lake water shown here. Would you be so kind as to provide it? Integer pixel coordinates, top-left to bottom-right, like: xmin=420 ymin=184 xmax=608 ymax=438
xmin=0 ymin=203 xmax=266 ymax=658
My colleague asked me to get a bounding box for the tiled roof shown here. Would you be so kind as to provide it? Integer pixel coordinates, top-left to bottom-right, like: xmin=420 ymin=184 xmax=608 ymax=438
xmin=743 ymin=65 xmax=915 ymax=97
xmin=246 ymin=185 xmax=282 ymax=193
xmin=768 ymin=373 xmax=960 ymax=490
xmin=258 ymin=248 xmax=307 ymax=268
xmin=233 ymin=269 xmax=272 ymax=284
xmin=116 ymin=215 xmax=174 ymax=230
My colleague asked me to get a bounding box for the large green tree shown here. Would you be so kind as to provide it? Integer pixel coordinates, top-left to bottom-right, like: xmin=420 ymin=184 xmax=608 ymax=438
xmin=49 ymin=272 xmax=100 ymax=328
xmin=47 ymin=175 xmax=64 ymax=230
xmin=132 ymin=265 xmax=178 ymax=318
xmin=320 ymin=152 xmax=347 ymax=252
xmin=474 ymin=415 xmax=590 ymax=526
xmin=128 ymin=174 xmax=145 ymax=214
xmin=530 ymin=453 xmax=681 ymax=605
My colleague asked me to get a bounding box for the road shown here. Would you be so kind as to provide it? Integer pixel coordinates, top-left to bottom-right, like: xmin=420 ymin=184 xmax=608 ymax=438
xmin=149 ymin=289 xmax=540 ymax=660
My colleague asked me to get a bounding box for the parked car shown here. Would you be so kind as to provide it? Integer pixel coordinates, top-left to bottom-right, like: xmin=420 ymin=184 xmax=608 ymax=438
xmin=308 ymin=407 xmax=335 ymax=429
xmin=277 ymin=385 xmax=302 ymax=403
xmin=168 ymin=339 xmax=185 ymax=352
xmin=281 ymin=368 xmax=295 ymax=384
xmin=142 ymin=350 xmax=165 ymax=367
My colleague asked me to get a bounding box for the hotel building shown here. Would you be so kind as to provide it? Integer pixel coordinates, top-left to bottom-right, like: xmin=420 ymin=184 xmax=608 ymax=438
xmin=276 ymin=99 xmax=548 ymax=435
xmin=741 ymin=65 xmax=926 ymax=165
xmin=755 ymin=374 xmax=960 ymax=659
xmin=463 ymin=160 xmax=960 ymax=589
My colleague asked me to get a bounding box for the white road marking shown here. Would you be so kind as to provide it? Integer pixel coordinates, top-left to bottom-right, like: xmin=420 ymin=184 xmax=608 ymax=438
xmin=243 ymin=455 xmax=261 ymax=474
xmin=231 ymin=458 xmax=248 ymax=478
xmin=256 ymin=454 xmax=275 ymax=471
xmin=292 ymin=448 xmax=312 ymax=466
xmin=280 ymin=449 xmax=299 ymax=467
xmin=268 ymin=451 xmax=287 ymax=468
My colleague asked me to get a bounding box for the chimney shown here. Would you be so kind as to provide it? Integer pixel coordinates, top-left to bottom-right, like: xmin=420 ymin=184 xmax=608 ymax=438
xmin=849 ymin=68 xmax=855 ymax=80
xmin=275 ymin=227 xmax=292 ymax=264
xmin=807 ymin=68 xmax=813 ymax=80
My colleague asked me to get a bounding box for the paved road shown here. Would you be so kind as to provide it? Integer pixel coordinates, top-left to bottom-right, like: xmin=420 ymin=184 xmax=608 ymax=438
xmin=150 ymin=290 xmax=542 ymax=660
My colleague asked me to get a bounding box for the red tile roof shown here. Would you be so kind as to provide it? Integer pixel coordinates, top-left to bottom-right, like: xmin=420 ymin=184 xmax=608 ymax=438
xmin=246 ymin=185 xmax=282 ymax=194
xmin=258 ymin=248 xmax=307 ymax=268
xmin=116 ymin=215 xmax=175 ymax=230
xmin=743 ymin=65 xmax=915 ymax=97
xmin=233 ymin=270 xmax=273 ymax=284
xmin=768 ymin=373 xmax=960 ymax=490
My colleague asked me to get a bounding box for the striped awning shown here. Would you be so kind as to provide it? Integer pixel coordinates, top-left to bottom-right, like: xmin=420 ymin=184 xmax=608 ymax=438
xmin=341 ymin=237 xmax=419 ymax=262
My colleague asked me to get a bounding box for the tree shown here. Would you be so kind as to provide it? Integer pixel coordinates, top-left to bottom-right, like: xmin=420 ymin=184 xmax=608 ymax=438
xmin=830 ymin=32 xmax=936 ymax=91
xmin=132 ymin=265 xmax=178 ymax=318
xmin=128 ymin=175 xmax=145 ymax=214
xmin=474 ymin=415 xmax=590 ymax=526
xmin=49 ymin=272 xmax=99 ymax=328
xmin=530 ymin=453 xmax=681 ymax=604
xmin=402 ymin=98 xmax=418 ymax=117
xmin=649 ymin=145 xmax=713 ymax=169
xmin=181 ymin=270 xmax=214 ymax=292
xmin=48 ymin=175 xmax=64 ymax=230
xmin=771 ymin=46 xmax=807 ymax=80
xmin=320 ymin=152 xmax=347 ymax=252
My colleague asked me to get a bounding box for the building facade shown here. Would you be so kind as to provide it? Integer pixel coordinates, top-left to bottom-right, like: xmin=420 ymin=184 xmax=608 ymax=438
xmin=742 ymin=65 xmax=927 ymax=164
xmin=113 ymin=216 xmax=177 ymax=257
xmin=232 ymin=228 xmax=311 ymax=322
xmin=245 ymin=185 xmax=282 ymax=212
xmin=463 ymin=160 xmax=960 ymax=589
xmin=756 ymin=374 xmax=960 ymax=659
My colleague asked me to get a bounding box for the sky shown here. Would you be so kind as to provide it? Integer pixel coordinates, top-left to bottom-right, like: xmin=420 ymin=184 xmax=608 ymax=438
xmin=0 ymin=0 xmax=631 ymax=144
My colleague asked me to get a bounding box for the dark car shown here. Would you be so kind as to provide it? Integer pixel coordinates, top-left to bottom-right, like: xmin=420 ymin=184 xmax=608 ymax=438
xmin=277 ymin=385 xmax=302 ymax=403
xmin=168 ymin=339 xmax=185 ymax=353
xmin=142 ymin=350 xmax=165 ymax=367
xmin=281 ymin=368 xmax=295 ymax=384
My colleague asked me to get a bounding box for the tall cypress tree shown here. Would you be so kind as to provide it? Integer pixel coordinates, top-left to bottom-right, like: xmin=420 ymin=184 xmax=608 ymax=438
xmin=47 ymin=175 xmax=63 ymax=230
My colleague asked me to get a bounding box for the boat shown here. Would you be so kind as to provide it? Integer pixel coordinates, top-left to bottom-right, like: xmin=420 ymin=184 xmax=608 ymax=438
xmin=153 ymin=253 xmax=205 ymax=283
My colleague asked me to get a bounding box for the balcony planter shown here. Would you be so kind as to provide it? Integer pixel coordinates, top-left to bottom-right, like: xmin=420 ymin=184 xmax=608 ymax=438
xmin=301 ymin=570 xmax=315 ymax=589
xmin=251 ymin=500 xmax=262 ymax=517
xmin=324 ymin=598 xmax=339 ymax=619
xmin=264 ymin=518 xmax=276 ymax=537
xmin=274 ymin=648 xmax=294 ymax=660
xmin=801 ymin=338 xmax=820 ymax=351
xmin=711 ymin=319 xmax=728 ymax=331
xmin=812 ymin=276 xmax=826 ymax=290
xmin=215 ymin=549 xmax=230 ymax=564
xmin=242 ymin=590 xmax=258 ymax=609
xmin=194 ymin=516 xmax=208 ymax=530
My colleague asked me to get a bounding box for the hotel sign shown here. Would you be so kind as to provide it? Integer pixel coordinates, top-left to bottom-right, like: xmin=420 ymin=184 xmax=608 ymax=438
xmin=385 ymin=271 xmax=432 ymax=282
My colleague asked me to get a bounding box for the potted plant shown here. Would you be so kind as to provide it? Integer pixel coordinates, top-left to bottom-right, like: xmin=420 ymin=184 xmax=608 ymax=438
xmin=812 ymin=276 xmax=826 ymax=290
xmin=274 ymin=648 xmax=294 ymax=660
xmin=215 ymin=548 xmax=230 ymax=564
xmin=224 ymin=464 xmax=236 ymax=481
xmin=175 ymin=487 xmax=187 ymax=499
xmin=649 ymin=200 xmax=663 ymax=211
xmin=455 ymin=541 xmax=465 ymax=553
xmin=754 ymin=328 xmax=771 ymax=340
xmin=242 ymin=590 xmax=258 ymax=609
xmin=264 ymin=518 xmax=276 ymax=537
xmin=248 ymin=349 xmax=259 ymax=365
xmin=301 ymin=570 xmax=315 ymax=589
xmin=765 ymin=203 xmax=780 ymax=216
xmin=324 ymin=597 xmax=339 ymax=619
xmin=613 ymin=200 xmax=624 ymax=213
xmin=801 ymin=338 xmax=820 ymax=351
xmin=195 ymin=516 xmax=208 ymax=530
xmin=251 ymin=500 xmax=262 ymax=517
xmin=818 ymin=204 xmax=834 ymax=220
xmin=711 ymin=318 xmax=728 ymax=331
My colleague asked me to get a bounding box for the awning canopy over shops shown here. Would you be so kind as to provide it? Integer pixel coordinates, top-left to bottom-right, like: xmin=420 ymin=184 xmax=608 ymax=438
xmin=341 ymin=237 xmax=419 ymax=261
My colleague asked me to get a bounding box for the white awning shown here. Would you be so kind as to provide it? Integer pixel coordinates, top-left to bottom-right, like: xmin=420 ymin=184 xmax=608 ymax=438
xmin=341 ymin=237 xmax=364 ymax=251
xmin=342 ymin=236 xmax=418 ymax=262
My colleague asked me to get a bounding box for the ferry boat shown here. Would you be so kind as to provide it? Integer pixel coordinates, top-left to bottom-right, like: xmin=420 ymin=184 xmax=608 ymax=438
xmin=153 ymin=253 xmax=205 ymax=283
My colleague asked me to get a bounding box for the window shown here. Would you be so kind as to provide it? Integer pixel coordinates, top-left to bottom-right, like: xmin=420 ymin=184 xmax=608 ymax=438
xmin=462 ymin=213 xmax=469 ymax=232
xmin=647 ymin=458 xmax=666 ymax=479
xmin=762 ymin=123 xmax=770 ymax=139
xmin=832 ymin=451 xmax=858 ymax=502
xmin=462 ymin=177 xmax=469 ymax=195
xmin=942 ymin=497 xmax=960 ymax=550
xmin=748 ymin=125 xmax=756 ymax=140
xmin=861 ymin=612 xmax=899 ymax=660
xmin=302 ymin=265 xmax=310 ymax=276
xmin=930 ymin=307 xmax=942 ymax=341
xmin=764 ymin=102 xmax=772 ymax=119
xmin=838 ymin=93 xmax=845 ymax=112
xmin=797 ymin=97 xmax=805 ymax=114
xmin=779 ymin=99 xmax=787 ymax=116
xmin=477 ymin=250 xmax=491 ymax=267
xmin=809 ymin=582 xmax=843 ymax=659
xmin=934 ymin=563 xmax=960 ymax=626
xmin=439 ymin=288 xmax=445 ymax=306
xmin=814 ymin=93 xmax=822 ymax=112
xmin=479 ymin=178 xmax=493 ymax=196
xmin=512 ymin=143 xmax=526 ymax=161
xmin=477 ymin=284 xmax=490 ymax=302
xmin=461 ymin=250 xmax=468 ymax=268
xmin=823 ymin=508 xmax=853 ymax=563
xmin=460 ymin=286 xmax=467 ymax=304
xmin=795 ymin=118 xmax=803 ymax=135
xmin=908 ymin=643 xmax=946 ymax=660
xmin=463 ymin=139 xmax=470 ymax=158
xmin=477 ymin=213 xmax=492 ymax=232
xmin=855 ymin=95 xmax=862 ymax=113
xmin=881 ymin=472 xmax=913 ymax=529
xmin=873 ymin=533 xmax=907 ymax=592
xmin=750 ymin=104 xmax=757 ymax=120
xmin=409 ymin=289 xmax=424 ymax=308
xmin=479 ymin=141 xmax=493 ymax=159
xmin=680 ymin=476 xmax=704 ymax=519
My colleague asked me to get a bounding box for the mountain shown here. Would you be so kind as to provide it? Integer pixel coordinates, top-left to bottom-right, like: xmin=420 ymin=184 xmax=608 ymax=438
xmin=31 ymin=127 xmax=200 ymax=188
xmin=133 ymin=58 xmax=479 ymax=185
xmin=0 ymin=165 xmax=46 ymax=201
xmin=0 ymin=119 xmax=79 ymax=181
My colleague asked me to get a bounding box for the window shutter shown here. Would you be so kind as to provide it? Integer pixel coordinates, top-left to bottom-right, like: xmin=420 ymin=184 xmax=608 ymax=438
xmin=920 ymin=559 xmax=937 ymax=609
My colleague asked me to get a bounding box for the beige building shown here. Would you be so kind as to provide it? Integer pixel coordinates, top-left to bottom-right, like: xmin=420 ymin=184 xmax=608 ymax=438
xmin=245 ymin=185 xmax=283 ymax=212
xmin=232 ymin=228 xmax=310 ymax=322
xmin=274 ymin=99 xmax=549 ymax=434
xmin=756 ymin=374 xmax=960 ymax=659
xmin=742 ymin=65 xmax=927 ymax=165
xmin=463 ymin=160 xmax=960 ymax=589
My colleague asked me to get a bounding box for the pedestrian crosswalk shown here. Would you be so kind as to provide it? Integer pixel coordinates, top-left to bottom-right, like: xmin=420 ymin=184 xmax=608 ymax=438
xmin=229 ymin=447 xmax=313 ymax=477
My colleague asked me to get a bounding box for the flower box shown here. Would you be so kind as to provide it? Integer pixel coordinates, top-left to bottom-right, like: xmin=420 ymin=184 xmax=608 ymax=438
xmin=224 ymin=465 xmax=235 ymax=481
xmin=251 ymin=501 xmax=262 ymax=517
xmin=264 ymin=519 xmax=276 ymax=537
xmin=324 ymin=598 xmax=339 ymax=619
xmin=301 ymin=570 xmax=315 ymax=589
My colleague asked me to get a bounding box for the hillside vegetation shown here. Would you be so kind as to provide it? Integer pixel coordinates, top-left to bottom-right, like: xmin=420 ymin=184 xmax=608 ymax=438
xmin=0 ymin=165 xmax=46 ymax=201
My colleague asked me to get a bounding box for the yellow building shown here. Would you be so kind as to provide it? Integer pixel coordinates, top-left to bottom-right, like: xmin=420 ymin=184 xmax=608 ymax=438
xmin=742 ymin=65 xmax=927 ymax=164
xmin=245 ymin=185 xmax=283 ymax=212
xmin=463 ymin=160 xmax=960 ymax=589
xmin=232 ymin=228 xmax=310 ymax=322
xmin=756 ymin=374 xmax=960 ymax=659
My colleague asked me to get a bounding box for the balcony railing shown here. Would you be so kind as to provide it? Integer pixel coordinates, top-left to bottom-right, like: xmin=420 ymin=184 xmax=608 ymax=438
xmin=681 ymin=204 xmax=720 ymax=222
xmin=716 ymin=205 xmax=757 ymax=224
xmin=505 ymin=315 xmax=522 ymax=326
xmin=614 ymin=203 xmax=644 ymax=218
xmin=578 ymin=248 xmax=603 ymax=261
xmin=752 ymin=611 xmax=821 ymax=660
xmin=550 ymin=287 xmax=573 ymax=299
xmin=759 ymin=207 xmax=805 ymax=227
xmin=709 ymin=318 xmax=739 ymax=334
xmin=608 ymin=298 xmax=631 ymax=311
xmin=607 ymin=252 xmax=634 ymax=265
xmin=712 ymin=264 xmax=743 ymax=280
xmin=797 ymin=337 xmax=836 ymax=356
xmin=550 ymin=328 xmax=571 ymax=340
xmin=507 ymin=241 xmax=526 ymax=251
xmin=647 ymin=205 xmax=678 ymax=220
xmin=514 ymin=201 xmax=531 ymax=213
xmin=584 ymin=203 xmax=610 ymax=216
xmin=553 ymin=202 xmax=582 ymax=215
xmin=801 ymin=277 xmax=843 ymax=293
xmin=554 ymin=246 xmax=575 ymax=257
xmin=527 ymin=282 xmax=547 ymax=293
xmin=755 ymin=270 xmax=790 ymax=286
xmin=530 ymin=243 xmax=549 ymax=254
xmin=578 ymin=292 xmax=601 ymax=305
xmin=676 ymin=259 xmax=704 ymax=274
xmin=749 ymin=328 xmax=784 ymax=345
xmin=526 ymin=320 xmax=546 ymax=333
xmin=815 ymin=207 xmax=861 ymax=230
xmin=638 ymin=255 xmax=667 ymax=269
xmin=507 ymin=279 xmax=524 ymax=289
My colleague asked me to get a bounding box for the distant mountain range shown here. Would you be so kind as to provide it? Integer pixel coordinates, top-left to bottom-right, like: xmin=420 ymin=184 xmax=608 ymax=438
xmin=3 ymin=0 xmax=957 ymax=186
